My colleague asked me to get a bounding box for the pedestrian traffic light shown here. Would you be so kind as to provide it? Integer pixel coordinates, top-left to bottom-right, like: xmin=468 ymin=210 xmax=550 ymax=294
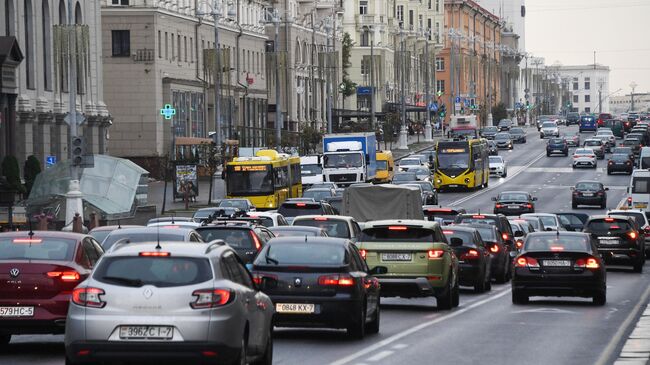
xmin=71 ymin=136 xmax=85 ymax=166
xmin=439 ymin=104 xmax=446 ymax=117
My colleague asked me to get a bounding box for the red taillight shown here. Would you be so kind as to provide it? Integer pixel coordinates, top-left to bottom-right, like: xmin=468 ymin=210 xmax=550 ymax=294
xmin=502 ymin=233 xmax=509 ymax=240
xmin=472 ymin=215 xmax=486 ymax=219
xmin=318 ymin=274 xmax=355 ymax=286
xmin=526 ymin=204 xmax=533 ymax=209
xmin=139 ymin=252 xmax=171 ymax=257
xmin=460 ymin=249 xmax=480 ymax=260
xmin=72 ymin=287 xmax=106 ymax=308
xmin=250 ymin=231 xmax=262 ymax=250
xmin=388 ymin=226 xmax=408 ymax=231
xmin=251 ymin=272 xmax=277 ymax=286
xmin=428 ymin=249 xmax=445 ymax=259
xmin=628 ymin=197 xmax=633 ymax=206
xmin=515 ymin=256 xmax=539 ymax=269
xmin=575 ymin=257 xmax=600 ymax=269
xmin=495 ymin=204 xmax=503 ymax=208
xmin=604 ymin=218 xmax=615 ymax=222
xmin=313 ymin=217 xmax=328 ymax=221
xmin=626 ymin=161 xmax=631 ymax=165
xmin=490 ymin=244 xmax=500 ymax=253
xmin=629 ymin=232 xmax=638 ymax=240
xmin=442 ymin=230 xmax=455 ymax=235
xmin=608 ymin=161 xmax=613 ymax=165
xmin=191 ymin=289 xmax=233 ymax=309
xmin=515 ymin=240 xmax=524 ymax=249
xmin=296 ymin=203 xmax=306 ymax=207
xmin=47 ymin=271 xmax=81 ymax=282
xmin=163 ymin=225 xmax=180 ymax=229
xmin=359 ymin=249 xmax=367 ymax=259
xmin=550 ymin=246 xmax=564 ymax=252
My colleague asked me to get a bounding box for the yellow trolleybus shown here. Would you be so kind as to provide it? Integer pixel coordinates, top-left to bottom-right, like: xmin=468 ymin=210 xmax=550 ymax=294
xmin=433 ymin=138 xmax=489 ymax=191
xmin=225 ymin=149 xmax=302 ymax=209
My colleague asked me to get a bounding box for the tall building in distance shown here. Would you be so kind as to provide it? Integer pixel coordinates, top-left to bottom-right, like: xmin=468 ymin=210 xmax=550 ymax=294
xmin=550 ymin=64 xmax=611 ymax=114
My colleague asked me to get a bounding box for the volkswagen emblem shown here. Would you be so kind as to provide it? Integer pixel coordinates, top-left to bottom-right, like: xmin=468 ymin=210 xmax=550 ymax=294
xmin=143 ymin=288 xmax=154 ymax=299
xmin=294 ymin=278 xmax=302 ymax=287
xmin=9 ymin=268 xmax=19 ymax=278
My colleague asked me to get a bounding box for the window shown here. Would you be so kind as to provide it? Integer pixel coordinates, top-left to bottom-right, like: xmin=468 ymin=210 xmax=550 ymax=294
xmin=435 ymin=21 xmax=441 ymax=42
xmin=165 ymin=32 xmax=168 ymax=59
xmin=360 ymin=28 xmax=370 ymax=46
xmin=573 ymin=95 xmax=579 ymax=103
xmin=435 ymin=57 xmax=444 ymax=71
xmin=158 ymin=30 xmax=161 ymax=58
xmin=419 ymin=15 xmax=423 ymax=31
xmin=409 ymin=10 xmax=414 ymax=28
xmin=573 ymin=77 xmax=578 ymax=90
xmin=171 ymin=33 xmax=175 ymax=60
xmin=427 ymin=19 xmax=432 ymax=40
xmin=111 ymin=30 xmax=130 ymax=57
xmin=584 ymin=77 xmax=590 ymax=90
xmin=5 ymin=0 xmax=15 ymax=36
xmin=359 ymin=0 xmax=368 ymax=15
xmin=585 ymin=95 xmax=591 ymax=103
xmin=111 ymin=0 xmax=129 ymax=4
xmin=177 ymin=34 xmax=181 ymax=62
xmin=42 ymin=0 xmax=52 ymax=90
xmin=436 ymin=80 xmax=445 ymax=93
xmin=24 ymin=0 xmax=34 ymax=89
xmin=436 ymin=0 xmax=440 ymax=12
xmin=190 ymin=37 xmax=193 ymax=62
xmin=585 ymin=107 xmax=591 ymax=113
xmin=396 ymin=5 xmax=404 ymax=23
xmin=184 ymin=36 xmax=187 ymax=62
xmin=360 ymin=57 xmax=368 ymax=76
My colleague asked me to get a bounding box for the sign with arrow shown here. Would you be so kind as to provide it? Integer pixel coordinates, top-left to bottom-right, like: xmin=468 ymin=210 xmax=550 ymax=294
xmin=64 ymin=111 xmax=86 ymax=126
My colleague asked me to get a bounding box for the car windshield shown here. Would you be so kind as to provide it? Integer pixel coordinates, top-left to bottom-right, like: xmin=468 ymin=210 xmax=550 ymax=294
xmin=102 ymin=232 xmax=186 ymax=250
xmin=393 ymin=173 xmax=417 ymax=182
xmin=376 ymin=160 xmax=388 ymax=170
xmin=587 ymin=220 xmax=633 ymax=232
xmin=294 ymin=219 xmax=350 ymax=238
xmin=301 ymin=164 xmax=323 ymax=176
xmin=324 ymin=153 xmax=363 ymax=168
xmin=195 ymin=228 xmax=254 ymax=249
xmin=0 ymin=237 xmax=76 ymax=260
xmin=498 ymin=193 xmax=529 ymax=201
xmin=489 ymin=156 xmax=503 ymax=164
xmin=226 ymin=165 xmax=273 ymax=195
xmin=219 ymin=200 xmax=249 ymax=210
xmin=361 ymin=227 xmax=437 ymax=242
xmin=495 ymin=134 xmax=510 ymax=140
xmin=400 ymin=159 xmax=421 ymax=166
xmin=437 ymin=145 xmax=470 ymax=170
xmin=542 ymin=122 xmax=556 ymax=128
xmin=302 ymin=190 xmax=333 ymax=201
xmin=256 ymin=243 xmax=347 ymax=266
xmin=524 ymin=236 xmax=590 ymax=252
xmin=442 ymin=230 xmax=476 ymax=247
xmin=94 ymin=257 xmax=212 ymax=288
xmin=576 ymin=182 xmax=602 ymax=190
xmin=278 ymin=204 xmax=324 ymax=217
xmin=632 ymin=177 xmax=650 ymax=194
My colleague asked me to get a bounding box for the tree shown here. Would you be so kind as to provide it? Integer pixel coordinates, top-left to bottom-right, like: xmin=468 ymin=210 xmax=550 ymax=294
xmin=23 ymin=155 xmax=41 ymax=197
xmin=381 ymin=112 xmax=401 ymax=150
xmin=299 ymin=124 xmax=323 ymax=155
xmin=492 ymin=102 xmax=508 ymax=123
xmin=205 ymin=143 xmax=220 ymax=205
xmin=340 ymin=32 xmax=357 ymax=109
xmin=1 ymin=155 xmax=25 ymax=195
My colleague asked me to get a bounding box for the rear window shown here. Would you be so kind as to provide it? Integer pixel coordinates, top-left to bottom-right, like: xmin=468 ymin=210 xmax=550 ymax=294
xmin=549 ymin=139 xmax=564 ymax=144
xmin=196 ymin=228 xmax=254 ymax=249
xmin=278 ymin=203 xmax=324 ymax=217
xmin=524 ymin=219 xmax=540 ymax=230
xmin=611 ymin=154 xmax=630 ymax=162
xmin=457 ymin=216 xmax=498 ymax=227
xmin=303 ymin=190 xmax=333 ymax=201
xmin=93 ymin=257 xmax=212 ymax=288
xmin=294 ymin=219 xmax=350 ymax=238
xmin=585 ymin=140 xmax=601 ymax=146
xmin=442 ymin=230 xmax=476 ymax=247
xmin=524 ymin=236 xmax=590 ymax=252
xmin=360 ymin=227 xmax=436 ymax=242
xmin=301 ymin=164 xmax=322 ymax=176
xmin=270 ymin=228 xmax=322 ymax=237
xmin=610 ymin=213 xmax=645 ymax=228
xmin=498 ymin=193 xmax=529 ymax=201
xmin=256 ymin=243 xmax=347 ymax=266
xmin=89 ymin=231 xmax=111 ymax=245
xmin=576 ymin=182 xmax=602 ymax=190
xmin=587 ymin=219 xmax=633 ymax=232
xmin=632 ymin=177 xmax=650 ymax=194
xmin=102 ymin=233 xmax=186 ymax=250
xmin=469 ymin=226 xmax=497 ymax=242
xmin=0 ymin=237 xmax=76 ymax=261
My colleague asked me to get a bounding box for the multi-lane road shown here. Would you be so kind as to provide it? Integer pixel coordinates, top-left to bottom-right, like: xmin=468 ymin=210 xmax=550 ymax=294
xmin=3 ymin=125 xmax=649 ymax=365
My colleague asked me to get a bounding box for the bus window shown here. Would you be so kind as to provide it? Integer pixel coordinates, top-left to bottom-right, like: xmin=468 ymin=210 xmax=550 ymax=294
xmin=226 ymin=165 xmax=273 ymax=195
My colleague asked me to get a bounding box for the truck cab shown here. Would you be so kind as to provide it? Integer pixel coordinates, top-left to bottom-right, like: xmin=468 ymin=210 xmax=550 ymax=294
xmin=322 ymin=133 xmax=377 ymax=186
xmin=628 ymin=169 xmax=650 ymax=213
xmin=374 ymin=151 xmax=395 ymax=183
xmin=300 ymin=155 xmax=323 ymax=189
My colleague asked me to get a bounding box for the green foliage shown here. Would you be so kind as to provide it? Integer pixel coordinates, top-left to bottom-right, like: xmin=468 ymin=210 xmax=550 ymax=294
xmin=1 ymin=155 xmax=25 ymax=194
xmin=492 ymin=102 xmax=508 ymax=123
xmin=341 ymin=33 xmax=357 ymax=99
xmin=23 ymin=155 xmax=41 ymax=196
xmin=300 ymin=124 xmax=323 ymax=155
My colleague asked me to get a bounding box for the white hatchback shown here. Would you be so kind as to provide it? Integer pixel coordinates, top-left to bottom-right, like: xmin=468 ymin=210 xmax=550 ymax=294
xmin=572 ymin=148 xmax=597 ymax=168
xmin=489 ymin=155 xmax=507 ymax=177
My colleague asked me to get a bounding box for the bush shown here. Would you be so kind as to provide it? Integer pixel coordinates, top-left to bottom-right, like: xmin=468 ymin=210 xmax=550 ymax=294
xmin=24 ymin=155 xmax=42 ymax=196
xmin=1 ymin=155 xmax=25 ymax=194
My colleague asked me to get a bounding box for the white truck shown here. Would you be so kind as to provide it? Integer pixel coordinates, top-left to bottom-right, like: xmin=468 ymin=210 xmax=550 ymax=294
xmin=322 ymin=133 xmax=377 ymax=185
xmin=299 ymin=155 xmax=323 ymax=188
xmin=449 ymin=115 xmax=479 ymax=139
xmin=627 ymin=169 xmax=650 ymax=214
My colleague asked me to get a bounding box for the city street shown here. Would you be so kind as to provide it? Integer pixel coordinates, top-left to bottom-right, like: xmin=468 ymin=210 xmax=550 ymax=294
xmin=3 ymin=126 xmax=649 ymax=365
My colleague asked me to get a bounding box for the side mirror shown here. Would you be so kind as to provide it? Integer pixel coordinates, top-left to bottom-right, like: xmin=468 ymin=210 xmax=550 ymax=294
xmin=514 ymin=230 xmax=524 ymax=237
xmin=545 ymin=227 xmax=554 ymax=232
xmin=369 ymin=266 xmax=388 ymax=275
xmin=570 ymin=187 xmax=575 ymax=191
xmin=491 ymin=197 xmax=497 ymax=201
xmin=532 ymin=197 xmax=538 ymax=201
xmin=605 ymin=187 xmax=609 ymax=191
xmin=449 ymin=237 xmax=463 ymax=247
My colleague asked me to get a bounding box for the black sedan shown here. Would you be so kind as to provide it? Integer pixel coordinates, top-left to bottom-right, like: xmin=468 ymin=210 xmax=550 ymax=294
xmin=252 ymin=237 xmax=384 ymax=338
xmin=442 ymin=227 xmax=492 ymax=293
xmin=487 ymin=140 xmax=499 ymax=155
xmin=607 ymin=153 xmax=634 ymax=175
xmin=492 ymin=191 xmax=536 ymax=215
xmin=583 ymin=215 xmax=645 ymax=272
xmin=571 ymin=181 xmax=608 ymax=209
xmin=611 ymin=147 xmax=635 ymax=162
xmin=510 ymin=127 xmax=527 ymax=143
xmin=512 ymin=232 xmax=607 ymax=305
xmin=481 ymin=126 xmax=499 ymax=140
xmin=458 ymin=223 xmax=512 ymax=283
xmin=546 ymin=138 xmax=569 ymax=156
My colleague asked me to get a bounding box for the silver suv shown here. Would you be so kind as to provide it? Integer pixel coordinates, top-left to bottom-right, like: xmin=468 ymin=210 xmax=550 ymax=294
xmin=64 ymin=242 xmax=274 ymax=365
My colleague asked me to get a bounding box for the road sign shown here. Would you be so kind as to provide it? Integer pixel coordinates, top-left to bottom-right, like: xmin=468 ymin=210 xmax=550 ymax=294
xmin=455 ymin=102 xmax=461 ymax=112
xmin=45 ymin=156 xmax=57 ymax=168
xmin=64 ymin=111 xmax=86 ymax=126
xmin=160 ymin=104 xmax=176 ymax=120
xmin=356 ymin=86 xmax=372 ymax=95
xmin=429 ymin=102 xmax=439 ymax=112
xmin=455 ymin=96 xmax=461 ymax=103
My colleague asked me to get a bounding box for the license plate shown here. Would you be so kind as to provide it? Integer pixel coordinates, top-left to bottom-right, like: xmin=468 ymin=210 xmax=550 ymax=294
xmin=0 ymin=306 xmax=34 ymax=317
xmin=582 ymin=193 xmax=594 ymax=197
xmin=119 ymin=326 xmax=174 ymax=340
xmin=275 ymin=303 xmax=315 ymax=314
xmin=382 ymin=253 xmax=412 ymax=261
xmin=449 ymin=185 xmax=458 ymax=188
xmin=599 ymin=237 xmax=620 ymax=245
xmin=508 ymin=205 xmax=519 ymax=209
xmin=543 ymin=260 xmax=571 ymax=267
xmin=553 ymin=150 xmax=562 ymax=152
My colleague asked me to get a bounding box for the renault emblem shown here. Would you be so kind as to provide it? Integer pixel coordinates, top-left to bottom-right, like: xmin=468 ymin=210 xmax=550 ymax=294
xmin=143 ymin=288 xmax=154 ymax=299
xmin=9 ymin=268 xmax=19 ymax=278
xmin=294 ymin=278 xmax=302 ymax=287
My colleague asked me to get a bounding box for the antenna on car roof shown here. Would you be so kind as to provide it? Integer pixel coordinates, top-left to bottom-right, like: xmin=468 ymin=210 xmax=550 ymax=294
xmin=155 ymin=221 xmax=162 ymax=250
xmin=171 ymin=214 xmax=175 ymax=224
xmin=27 ymin=217 xmax=34 ymax=242
xmin=117 ymin=219 xmax=122 ymax=229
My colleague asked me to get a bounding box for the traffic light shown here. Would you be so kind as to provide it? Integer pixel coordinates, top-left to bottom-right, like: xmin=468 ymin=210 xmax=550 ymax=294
xmin=71 ymin=136 xmax=85 ymax=166
xmin=439 ymin=104 xmax=446 ymax=117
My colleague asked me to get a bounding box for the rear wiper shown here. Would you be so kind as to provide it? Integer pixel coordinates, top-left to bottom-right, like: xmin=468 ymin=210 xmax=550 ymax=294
xmin=264 ymin=254 xmax=279 ymax=265
xmin=102 ymin=276 xmax=145 ymax=287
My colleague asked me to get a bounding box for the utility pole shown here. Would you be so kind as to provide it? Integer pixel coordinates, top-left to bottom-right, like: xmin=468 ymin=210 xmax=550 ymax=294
xmin=424 ymin=28 xmax=432 ymax=142
xmin=450 ymin=28 xmax=455 ymax=117
xmin=325 ymin=17 xmax=333 ymax=134
xmin=398 ymin=27 xmax=408 ymax=150
xmin=370 ymin=29 xmax=375 ymax=131
xmin=630 ymin=81 xmax=637 ymax=112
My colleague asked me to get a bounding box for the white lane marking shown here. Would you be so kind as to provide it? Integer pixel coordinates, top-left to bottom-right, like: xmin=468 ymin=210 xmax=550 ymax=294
xmin=329 ymin=289 xmax=511 ymax=365
xmin=392 ymin=344 xmax=409 ymax=350
xmin=594 ymin=282 xmax=650 ymax=365
xmin=366 ymin=350 xmax=394 ymax=362
xmin=450 ymin=152 xmax=546 ymax=206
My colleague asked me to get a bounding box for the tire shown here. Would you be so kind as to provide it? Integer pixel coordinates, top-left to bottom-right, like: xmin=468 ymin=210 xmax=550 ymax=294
xmin=474 ymin=275 xmax=486 ymax=293
xmin=607 ymin=170 xmax=611 ymax=175
xmin=495 ymin=261 xmax=508 ymax=284
xmin=484 ymin=275 xmax=492 ymax=292
xmin=65 ymin=356 xmax=80 ymax=365
xmin=593 ymin=291 xmax=607 ymax=306
xmin=0 ymin=334 xmax=9 ymax=346
xmin=512 ymin=289 xmax=529 ymax=305
xmin=503 ymin=170 xmax=507 ymax=178
xmin=437 ymin=279 xmax=454 ymax=310
xmin=347 ymin=306 xmax=366 ymax=339
xmin=232 ymin=337 xmax=247 ymax=365
xmin=572 ymin=201 xmax=578 ymax=209
xmin=251 ymin=330 xmax=273 ymax=365
xmin=452 ymin=280 xmax=460 ymax=307
xmin=633 ymin=260 xmax=644 ymax=273
xmin=366 ymin=299 xmax=381 ymax=335
xmin=546 ymin=152 xmax=550 ymax=157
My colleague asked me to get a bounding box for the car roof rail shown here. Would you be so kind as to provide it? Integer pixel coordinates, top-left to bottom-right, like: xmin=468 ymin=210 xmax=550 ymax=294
xmin=204 ymin=239 xmax=227 ymax=254
xmin=107 ymin=238 xmax=132 ymax=253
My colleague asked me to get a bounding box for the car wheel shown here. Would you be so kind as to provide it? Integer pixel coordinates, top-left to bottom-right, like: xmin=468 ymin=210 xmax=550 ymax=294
xmin=633 ymin=260 xmax=644 ymax=273
xmin=495 ymin=264 xmax=508 ymax=284
xmin=546 ymin=152 xmax=550 ymax=157
xmin=572 ymin=201 xmax=578 ymax=209
xmin=437 ymin=279 xmax=454 ymax=310
xmin=452 ymin=281 xmax=460 ymax=307
xmin=503 ymin=170 xmax=507 ymax=178
xmin=607 ymin=170 xmax=611 ymax=175
xmin=474 ymin=274 xmax=485 ymax=293
xmin=232 ymin=337 xmax=247 ymax=365
xmin=484 ymin=274 xmax=492 ymax=292
xmin=0 ymin=334 xmax=10 ymax=346
xmin=512 ymin=289 xmax=529 ymax=305
xmin=347 ymin=305 xmax=366 ymax=339
xmin=365 ymin=298 xmax=381 ymax=335
xmin=251 ymin=329 xmax=273 ymax=365
xmin=64 ymin=356 xmax=80 ymax=365
xmin=593 ymin=291 xmax=607 ymax=306
xmin=601 ymin=200 xmax=606 ymax=209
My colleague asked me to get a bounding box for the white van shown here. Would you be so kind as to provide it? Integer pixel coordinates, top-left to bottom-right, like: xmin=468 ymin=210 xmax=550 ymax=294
xmin=628 ymin=169 xmax=650 ymax=212
xmin=639 ymin=147 xmax=650 ymax=169
xmin=300 ymin=155 xmax=323 ymax=188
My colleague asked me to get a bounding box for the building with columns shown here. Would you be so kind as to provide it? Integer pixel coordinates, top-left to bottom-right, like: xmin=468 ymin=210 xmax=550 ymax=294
xmin=0 ymin=0 xmax=110 ymax=170
xmin=549 ymin=64 xmax=611 ymax=115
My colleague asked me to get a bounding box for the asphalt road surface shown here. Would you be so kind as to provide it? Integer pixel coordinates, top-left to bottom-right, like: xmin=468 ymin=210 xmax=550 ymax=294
xmin=3 ymin=125 xmax=648 ymax=365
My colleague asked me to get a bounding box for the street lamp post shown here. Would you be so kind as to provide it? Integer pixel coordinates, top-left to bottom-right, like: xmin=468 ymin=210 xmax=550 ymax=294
xmin=630 ymin=82 xmax=638 ymax=112
xmin=422 ymin=28 xmax=433 ymax=142
xmin=260 ymin=9 xmax=283 ymax=146
xmin=398 ymin=26 xmax=408 ymax=150
xmin=324 ymin=18 xmax=333 ymax=134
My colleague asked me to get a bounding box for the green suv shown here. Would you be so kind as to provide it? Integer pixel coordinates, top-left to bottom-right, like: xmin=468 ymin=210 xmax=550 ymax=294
xmin=357 ymin=220 xmax=460 ymax=309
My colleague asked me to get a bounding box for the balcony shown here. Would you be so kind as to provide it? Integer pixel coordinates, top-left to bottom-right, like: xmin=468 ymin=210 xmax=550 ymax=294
xmin=133 ymin=48 xmax=154 ymax=63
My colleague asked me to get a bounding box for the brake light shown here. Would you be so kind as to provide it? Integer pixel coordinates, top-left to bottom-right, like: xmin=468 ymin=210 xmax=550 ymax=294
xmin=251 ymin=272 xmax=277 ymax=286
xmin=191 ymin=289 xmax=234 ymax=308
xmin=629 ymin=232 xmax=638 ymax=240
xmin=359 ymin=249 xmax=367 ymax=259
xmin=163 ymin=225 xmax=180 ymax=229
xmin=313 ymin=217 xmax=328 ymax=221
xmin=388 ymin=226 xmax=408 ymax=231
xmin=472 ymin=215 xmax=485 ymax=219
xmin=428 ymin=249 xmax=445 ymax=259
xmin=296 ymin=203 xmax=306 ymax=207
xmin=574 ymin=257 xmax=600 ymax=269
xmin=515 ymin=240 xmax=524 ymax=249
xmin=442 ymin=230 xmax=455 ymax=235
xmin=72 ymin=287 xmax=106 ymax=308
xmin=604 ymin=218 xmax=615 ymax=222
xmin=515 ymin=256 xmax=540 ymax=269
xmin=526 ymin=204 xmax=533 ymax=209
xmin=250 ymin=231 xmax=262 ymax=250
xmin=628 ymin=197 xmax=633 ymax=206
xmin=502 ymin=233 xmax=509 ymax=240
xmin=12 ymin=238 xmax=43 ymax=244
xmin=490 ymin=244 xmax=500 ymax=253
xmin=608 ymin=161 xmax=613 ymax=165
xmin=495 ymin=204 xmax=503 ymax=208
xmin=460 ymin=249 xmax=480 ymax=260
xmin=139 ymin=252 xmax=171 ymax=257
xmin=47 ymin=271 xmax=81 ymax=282
xmin=550 ymin=246 xmax=564 ymax=252
xmin=318 ymin=274 xmax=355 ymax=286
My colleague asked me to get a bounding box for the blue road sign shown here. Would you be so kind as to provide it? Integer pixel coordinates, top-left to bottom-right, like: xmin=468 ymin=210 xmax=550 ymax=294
xmin=46 ymin=155 xmax=57 ymax=168
xmin=455 ymin=96 xmax=461 ymax=103
xmin=429 ymin=102 xmax=439 ymax=112
xmin=356 ymin=86 xmax=372 ymax=95
xmin=160 ymin=104 xmax=176 ymax=120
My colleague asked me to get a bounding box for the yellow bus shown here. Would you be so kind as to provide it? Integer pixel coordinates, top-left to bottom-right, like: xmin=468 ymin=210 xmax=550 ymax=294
xmin=225 ymin=149 xmax=302 ymax=210
xmin=433 ymin=139 xmax=489 ymax=191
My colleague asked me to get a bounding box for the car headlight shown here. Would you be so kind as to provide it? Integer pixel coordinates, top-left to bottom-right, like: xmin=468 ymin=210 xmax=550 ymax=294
xmin=436 ymin=179 xmax=442 ymax=184
xmin=464 ymin=178 xmax=470 ymax=184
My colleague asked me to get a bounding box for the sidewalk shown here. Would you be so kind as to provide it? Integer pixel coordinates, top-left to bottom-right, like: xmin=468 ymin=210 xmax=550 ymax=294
xmin=146 ymin=131 xmax=442 ymax=216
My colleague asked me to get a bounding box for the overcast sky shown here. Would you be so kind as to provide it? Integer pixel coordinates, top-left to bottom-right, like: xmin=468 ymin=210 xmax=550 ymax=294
xmin=526 ymin=0 xmax=650 ymax=97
